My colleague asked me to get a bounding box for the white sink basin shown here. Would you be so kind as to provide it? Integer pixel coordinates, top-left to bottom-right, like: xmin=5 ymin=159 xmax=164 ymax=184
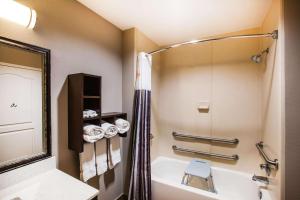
xmin=0 ymin=157 xmax=98 ymax=200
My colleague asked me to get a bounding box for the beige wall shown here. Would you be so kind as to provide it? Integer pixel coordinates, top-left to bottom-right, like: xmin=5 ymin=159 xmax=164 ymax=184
xmin=0 ymin=1 xmax=123 ymax=199
xmin=260 ymin=0 xmax=284 ymax=199
xmin=155 ymin=28 xmax=263 ymax=173
xmin=121 ymin=28 xmax=136 ymax=196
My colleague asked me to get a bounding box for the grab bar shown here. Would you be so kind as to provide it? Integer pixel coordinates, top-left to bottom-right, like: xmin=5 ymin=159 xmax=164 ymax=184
xmin=172 ymin=132 xmax=239 ymax=145
xmin=256 ymin=142 xmax=278 ymax=169
xmin=172 ymin=145 xmax=239 ymax=161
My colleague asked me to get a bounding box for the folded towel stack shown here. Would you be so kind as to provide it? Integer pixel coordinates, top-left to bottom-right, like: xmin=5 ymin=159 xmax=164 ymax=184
xmin=101 ymin=122 xmax=118 ymax=138
xmin=83 ymin=124 xmax=105 ymax=143
xmin=83 ymin=109 xmax=98 ymax=118
xmin=115 ymin=118 xmax=130 ymax=134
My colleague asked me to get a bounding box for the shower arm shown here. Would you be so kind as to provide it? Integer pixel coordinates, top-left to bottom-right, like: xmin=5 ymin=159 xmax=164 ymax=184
xmin=148 ymin=30 xmax=278 ymax=55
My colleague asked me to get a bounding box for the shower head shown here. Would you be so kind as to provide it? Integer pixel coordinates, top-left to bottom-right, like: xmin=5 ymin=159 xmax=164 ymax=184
xmin=251 ymin=54 xmax=262 ymax=63
xmin=251 ymin=48 xmax=269 ymax=64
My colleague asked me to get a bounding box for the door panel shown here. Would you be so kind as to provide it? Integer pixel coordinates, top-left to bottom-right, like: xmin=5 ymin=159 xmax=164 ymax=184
xmin=0 ymin=129 xmax=34 ymax=163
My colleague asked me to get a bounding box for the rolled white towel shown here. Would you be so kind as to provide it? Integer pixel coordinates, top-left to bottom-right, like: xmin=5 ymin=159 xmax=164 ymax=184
xmin=84 ymin=109 xmax=97 ymax=114
xmin=101 ymin=122 xmax=118 ymax=138
xmin=83 ymin=134 xmax=104 ymax=143
xmin=83 ymin=109 xmax=98 ymax=118
xmin=83 ymin=124 xmax=105 ymax=136
xmin=115 ymin=118 xmax=130 ymax=134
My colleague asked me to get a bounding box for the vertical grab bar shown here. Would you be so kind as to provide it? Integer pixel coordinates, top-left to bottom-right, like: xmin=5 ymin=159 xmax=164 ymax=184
xmin=256 ymin=142 xmax=279 ymax=169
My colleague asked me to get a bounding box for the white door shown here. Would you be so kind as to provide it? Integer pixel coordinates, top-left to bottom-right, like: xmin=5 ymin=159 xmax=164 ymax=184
xmin=0 ymin=63 xmax=42 ymax=164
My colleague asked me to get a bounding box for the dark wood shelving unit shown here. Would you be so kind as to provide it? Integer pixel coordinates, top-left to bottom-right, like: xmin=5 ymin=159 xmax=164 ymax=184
xmin=68 ymin=73 xmax=101 ymax=153
xmin=83 ymin=116 xmax=101 ymax=121
xmin=83 ymin=95 xmax=101 ymax=99
xmin=68 ymin=73 xmax=128 ymax=153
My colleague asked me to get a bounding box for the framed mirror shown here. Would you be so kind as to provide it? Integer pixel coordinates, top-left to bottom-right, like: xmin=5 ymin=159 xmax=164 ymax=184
xmin=0 ymin=36 xmax=51 ymax=173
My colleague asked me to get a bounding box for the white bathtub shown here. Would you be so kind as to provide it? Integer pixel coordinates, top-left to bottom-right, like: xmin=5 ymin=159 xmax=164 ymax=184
xmin=151 ymin=157 xmax=271 ymax=200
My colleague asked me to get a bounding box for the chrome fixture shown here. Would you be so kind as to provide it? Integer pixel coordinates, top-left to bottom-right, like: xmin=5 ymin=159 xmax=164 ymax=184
xmin=258 ymin=190 xmax=263 ymax=200
xmin=173 ymin=132 xmax=239 ymax=145
xmin=148 ymin=30 xmax=278 ymax=55
xmin=256 ymin=142 xmax=279 ymax=176
xmin=150 ymin=133 xmax=154 ymax=140
xmin=252 ymin=175 xmax=269 ymax=185
xmin=172 ymin=145 xmax=239 ymax=161
xmin=251 ymin=48 xmax=269 ymax=63
xmin=260 ymin=163 xmax=272 ymax=176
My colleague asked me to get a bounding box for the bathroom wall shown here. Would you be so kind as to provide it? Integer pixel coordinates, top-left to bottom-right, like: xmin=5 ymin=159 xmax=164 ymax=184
xmin=156 ymin=28 xmax=263 ymax=173
xmin=0 ymin=1 xmax=123 ymax=199
xmin=260 ymin=0 xmax=284 ymax=199
xmin=122 ymin=28 xmax=160 ymax=195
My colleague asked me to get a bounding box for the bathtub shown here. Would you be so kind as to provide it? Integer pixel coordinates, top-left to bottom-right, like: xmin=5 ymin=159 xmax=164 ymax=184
xmin=151 ymin=157 xmax=271 ymax=200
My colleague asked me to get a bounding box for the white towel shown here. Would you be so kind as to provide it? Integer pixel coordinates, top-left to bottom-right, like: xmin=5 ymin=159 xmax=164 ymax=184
xmin=115 ymin=118 xmax=130 ymax=134
xmin=83 ymin=124 xmax=105 ymax=136
xmin=108 ymin=137 xmax=121 ymax=169
xmin=83 ymin=109 xmax=98 ymax=118
xmin=79 ymin=143 xmax=97 ymax=182
xmin=95 ymin=139 xmax=108 ymax=175
xmin=101 ymin=122 xmax=118 ymax=138
xmin=83 ymin=134 xmax=104 ymax=143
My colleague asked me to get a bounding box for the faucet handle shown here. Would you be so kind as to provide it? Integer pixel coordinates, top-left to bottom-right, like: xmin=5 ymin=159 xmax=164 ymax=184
xmin=260 ymin=163 xmax=271 ymax=176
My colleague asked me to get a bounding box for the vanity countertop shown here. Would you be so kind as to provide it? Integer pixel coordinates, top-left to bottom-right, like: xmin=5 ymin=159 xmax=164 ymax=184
xmin=0 ymin=168 xmax=98 ymax=200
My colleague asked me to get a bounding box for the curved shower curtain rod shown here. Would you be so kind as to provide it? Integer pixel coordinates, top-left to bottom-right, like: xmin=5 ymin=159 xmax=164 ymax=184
xmin=148 ymin=30 xmax=278 ymax=55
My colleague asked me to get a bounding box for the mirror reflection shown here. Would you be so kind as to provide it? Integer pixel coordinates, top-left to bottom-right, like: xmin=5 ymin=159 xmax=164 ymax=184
xmin=0 ymin=41 xmax=47 ymax=169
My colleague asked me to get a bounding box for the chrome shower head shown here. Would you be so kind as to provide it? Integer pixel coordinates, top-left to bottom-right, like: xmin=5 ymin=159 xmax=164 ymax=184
xmin=251 ymin=54 xmax=262 ymax=63
xmin=251 ymin=48 xmax=269 ymax=64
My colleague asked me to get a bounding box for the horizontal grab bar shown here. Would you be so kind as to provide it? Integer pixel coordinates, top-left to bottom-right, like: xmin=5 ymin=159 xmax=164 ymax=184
xmin=172 ymin=145 xmax=239 ymax=161
xmin=256 ymin=142 xmax=278 ymax=169
xmin=172 ymin=132 xmax=239 ymax=145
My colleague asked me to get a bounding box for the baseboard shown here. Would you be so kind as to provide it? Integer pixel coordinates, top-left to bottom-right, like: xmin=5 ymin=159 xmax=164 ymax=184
xmin=115 ymin=193 xmax=127 ymax=200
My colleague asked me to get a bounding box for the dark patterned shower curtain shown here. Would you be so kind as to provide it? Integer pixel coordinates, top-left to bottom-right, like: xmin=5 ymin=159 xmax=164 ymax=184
xmin=128 ymin=52 xmax=152 ymax=200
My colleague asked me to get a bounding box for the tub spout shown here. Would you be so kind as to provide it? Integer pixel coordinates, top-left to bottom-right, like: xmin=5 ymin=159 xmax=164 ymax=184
xmin=252 ymin=174 xmax=269 ymax=185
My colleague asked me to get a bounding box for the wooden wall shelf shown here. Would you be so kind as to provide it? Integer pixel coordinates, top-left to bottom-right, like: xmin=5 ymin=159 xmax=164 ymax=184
xmin=68 ymin=73 xmax=127 ymax=153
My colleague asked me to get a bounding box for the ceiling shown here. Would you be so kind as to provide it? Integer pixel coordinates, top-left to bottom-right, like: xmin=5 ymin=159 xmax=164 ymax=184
xmin=77 ymin=0 xmax=272 ymax=45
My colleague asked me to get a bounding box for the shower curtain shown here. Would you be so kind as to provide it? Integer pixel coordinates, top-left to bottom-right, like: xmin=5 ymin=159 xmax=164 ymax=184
xmin=128 ymin=52 xmax=152 ymax=200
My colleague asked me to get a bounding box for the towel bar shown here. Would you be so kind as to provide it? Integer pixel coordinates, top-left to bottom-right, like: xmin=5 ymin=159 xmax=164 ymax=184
xmin=172 ymin=132 xmax=239 ymax=145
xmin=172 ymin=145 xmax=239 ymax=161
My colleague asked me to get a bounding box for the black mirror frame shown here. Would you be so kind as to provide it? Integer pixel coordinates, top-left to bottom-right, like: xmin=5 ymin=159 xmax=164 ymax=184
xmin=0 ymin=36 xmax=51 ymax=173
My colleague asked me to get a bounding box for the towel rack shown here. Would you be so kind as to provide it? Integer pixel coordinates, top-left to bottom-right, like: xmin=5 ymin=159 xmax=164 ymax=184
xmin=172 ymin=132 xmax=239 ymax=145
xmin=172 ymin=145 xmax=239 ymax=161
xmin=256 ymin=142 xmax=279 ymax=169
